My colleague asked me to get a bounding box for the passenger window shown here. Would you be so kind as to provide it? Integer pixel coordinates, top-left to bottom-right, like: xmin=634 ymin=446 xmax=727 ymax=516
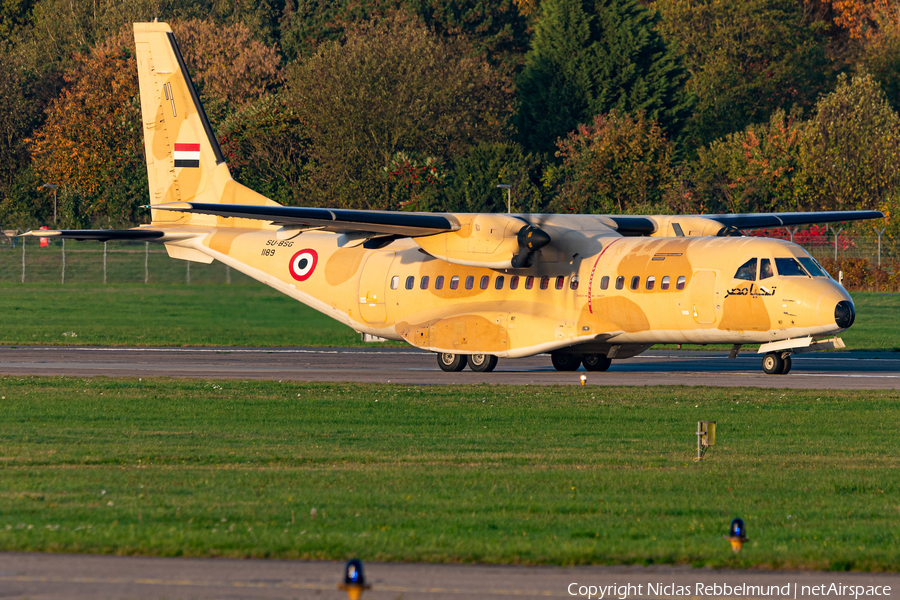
xmin=570 ymin=277 xmax=579 ymax=291
xmin=600 ymin=276 xmax=609 ymax=290
xmin=615 ymin=276 xmax=625 ymax=290
xmin=449 ymin=276 xmax=459 ymax=290
xmin=435 ymin=275 xmax=444 ymax=290
xmin=405 ymin=276 xmax=415 ymax=290
xmin=510 ymin=276 xmax=519 ymax=290
xmin=555 ymin=276 xmax=565 ymax=290
xmin=495 ymin=276 xmax=504 ymax=290
xmin=390 ymin=276 xmax=399 ymax=290
xmin=465 ymin=275 xmax=475 ymax=290
xmin=734 ymin=258 xmax=757 ymax=281
xmin=661 ymin=276 xmax=670 ymax=290
xmin=646 ymin=276 xmax=655 ymax=290
xmin=630 ymin=276 xmax=640 ymax=290
xmin=525 ymin=276 xmax=534 ymax=289
xmin=420 ymin=276 xmax=429 ymax=290
xmin=540 ymin=276 xmax=550 ymax=290
xmin=759 ymin=259 xmax=774 ymax=280
xmin=480 ymin=275 xmax=489 ymax=290
xmin=775 ymin=257 xmax=809 ymax=277
xmin=676 ymin=276 xmax=686 ymax=290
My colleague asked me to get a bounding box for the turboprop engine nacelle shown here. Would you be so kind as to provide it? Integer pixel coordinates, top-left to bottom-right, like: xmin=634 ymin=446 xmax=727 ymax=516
xmin=647 ymin=215 xmax=742 ymax=237
xmin=414 ymin=214 xmax=551 ymax=270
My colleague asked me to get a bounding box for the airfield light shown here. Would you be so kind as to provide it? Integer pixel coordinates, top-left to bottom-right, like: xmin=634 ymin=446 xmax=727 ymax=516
xmin=724 ymin=518 xmax=748 ymax=553
xmin=580 ymin=374 xmax=586 ymax=386
xmin=338 ymin=559 xmax=371 ymax=600
xmin=695 ymin=421 xmax=716 ymax=461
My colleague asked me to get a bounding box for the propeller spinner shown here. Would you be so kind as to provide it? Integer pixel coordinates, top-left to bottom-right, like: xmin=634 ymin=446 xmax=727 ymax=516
xmin=511 ymin=225 xmax=551 ymax=269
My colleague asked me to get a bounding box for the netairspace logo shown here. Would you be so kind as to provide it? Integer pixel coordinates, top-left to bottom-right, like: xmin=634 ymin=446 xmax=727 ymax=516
xmin=566 ymin=583 xmax=893 ymax=599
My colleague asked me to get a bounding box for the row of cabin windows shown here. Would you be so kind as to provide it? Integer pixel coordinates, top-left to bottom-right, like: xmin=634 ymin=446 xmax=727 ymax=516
xmin=599 ymin=274 xmax=687 ymax=291
xmin=390 ymin=274 xmax=688 ymax=292
xmin=391 ymin=274 xmax=579 ymax=291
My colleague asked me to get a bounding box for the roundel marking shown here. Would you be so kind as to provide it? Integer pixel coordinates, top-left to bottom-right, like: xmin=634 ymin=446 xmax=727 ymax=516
xmin=289 ymin=249 xmax=318 ymax=281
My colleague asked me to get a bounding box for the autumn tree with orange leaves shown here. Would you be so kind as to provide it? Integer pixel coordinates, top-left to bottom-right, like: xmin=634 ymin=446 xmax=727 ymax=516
xmin=689 ymin=109 xmax=805 ymax=215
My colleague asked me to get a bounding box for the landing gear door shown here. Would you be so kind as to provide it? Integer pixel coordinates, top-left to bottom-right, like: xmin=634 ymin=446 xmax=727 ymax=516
xmin=357 ymin=251 xmax=395 ymax=324
xmin=690 ymin=269 xmax=717 ymax=324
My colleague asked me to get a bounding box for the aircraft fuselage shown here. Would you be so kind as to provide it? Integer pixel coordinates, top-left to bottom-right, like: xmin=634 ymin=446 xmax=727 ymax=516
xmin=190 ymin=223 xmax=853 ymax=360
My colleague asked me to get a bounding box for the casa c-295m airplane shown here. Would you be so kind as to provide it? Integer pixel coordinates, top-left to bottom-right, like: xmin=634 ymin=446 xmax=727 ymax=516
xmin=26 ymin=22 xmax=884 ymax=376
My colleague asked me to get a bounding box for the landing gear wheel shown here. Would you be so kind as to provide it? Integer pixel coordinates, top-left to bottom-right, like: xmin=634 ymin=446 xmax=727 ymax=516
xmin=551 ymin=353 xmax=582 ymax=371
xmin=582 ymin=354 xmax=611 ymax=372
xmin=437 ymin=353 xmax=466 ymax=372
xmin=762 ymin=352 xmax=785 ymax=375
xmin=467 ymin=354 xmax=498 ymax=373
xmin=780 ymin=355 xmax=792 ymax=375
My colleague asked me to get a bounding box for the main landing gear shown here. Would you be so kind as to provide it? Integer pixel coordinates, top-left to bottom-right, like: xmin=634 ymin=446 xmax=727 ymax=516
xmin=550 ymin=353 xmax=611 ymax=372
xmin=762 ymin=352 xmax=792 ymax=375
xmin=436 ymin=353 xmax=498 ymax=373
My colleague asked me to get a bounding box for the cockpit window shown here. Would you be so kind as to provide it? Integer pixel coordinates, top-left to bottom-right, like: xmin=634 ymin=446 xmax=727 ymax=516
xmin=774 ymin=257 xmax=809 ymax=277
xmin=734 ymin=258 xmax=757 ymax=281
xmin=798 ymin=256 xmax=828 ymax=277
xmin=760 ymin=258 xmax=774 ymax=280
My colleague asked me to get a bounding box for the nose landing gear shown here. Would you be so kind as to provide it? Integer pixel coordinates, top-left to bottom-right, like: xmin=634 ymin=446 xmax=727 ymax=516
xmin=762 ymin=352 xmax=792 ymax=375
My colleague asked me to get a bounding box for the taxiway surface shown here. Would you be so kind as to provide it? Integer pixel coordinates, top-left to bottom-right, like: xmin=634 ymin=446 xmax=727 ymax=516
xmin=3 ymin=552 xmax=899 ymax=600
xmin=2 ymin=345 xmax=900 ymax=389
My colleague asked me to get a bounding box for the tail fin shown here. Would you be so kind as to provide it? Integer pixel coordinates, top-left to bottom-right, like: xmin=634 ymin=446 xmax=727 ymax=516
xmin=133 ymin=22 xmax=275 ymax=226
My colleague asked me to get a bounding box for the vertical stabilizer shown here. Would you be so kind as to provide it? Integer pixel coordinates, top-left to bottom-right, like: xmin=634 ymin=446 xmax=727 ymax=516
xmin=133 ymin=22 xmax=275 ymax=226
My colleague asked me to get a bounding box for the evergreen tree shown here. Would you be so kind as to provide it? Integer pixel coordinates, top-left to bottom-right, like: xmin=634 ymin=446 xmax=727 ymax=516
xmin=514 ymin=0 xmax=692 ymax=155
xmin=654 ymin=0 xmax=832 ymax=149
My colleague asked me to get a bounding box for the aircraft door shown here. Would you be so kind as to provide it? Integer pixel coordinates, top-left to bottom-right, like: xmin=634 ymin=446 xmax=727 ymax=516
xmin=690 ymin=270 xmax=717 ymax=324
xmin=357 ymin=251 xmax=395 ymax=324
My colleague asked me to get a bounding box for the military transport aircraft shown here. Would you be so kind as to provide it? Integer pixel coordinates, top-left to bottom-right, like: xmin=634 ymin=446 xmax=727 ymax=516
xmin=25 ymin=22 xmax=884 ymax=375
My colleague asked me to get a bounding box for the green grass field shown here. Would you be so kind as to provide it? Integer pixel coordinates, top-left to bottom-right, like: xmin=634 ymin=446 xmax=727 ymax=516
xmin=0 ymin=283 xmax=897 ymax=350
xmin=0 ymin=377 xmax=897 ymax=570
xmin=0 ymin=283 xmax=372 ymax=347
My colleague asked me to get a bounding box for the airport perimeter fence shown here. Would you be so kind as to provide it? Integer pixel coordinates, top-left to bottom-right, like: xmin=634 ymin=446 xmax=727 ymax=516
xmin=0 ymin=230 xmax=898 ymax=290
xmin=0 ymin=237 xmax=253 ymax=285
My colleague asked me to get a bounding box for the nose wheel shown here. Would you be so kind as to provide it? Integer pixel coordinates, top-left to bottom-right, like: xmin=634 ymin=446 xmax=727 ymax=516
xmin=762 ymin=352 xmax=792 ymax=375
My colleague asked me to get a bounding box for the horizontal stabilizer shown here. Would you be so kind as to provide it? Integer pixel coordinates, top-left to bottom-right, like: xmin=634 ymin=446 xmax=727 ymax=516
xmin=20 ymin=229 xmax=166 ymax=242
xmin=150 ymin=202 xmax=460 ymax=237
xmin=708 ymin=210 xmax=884 ymax=230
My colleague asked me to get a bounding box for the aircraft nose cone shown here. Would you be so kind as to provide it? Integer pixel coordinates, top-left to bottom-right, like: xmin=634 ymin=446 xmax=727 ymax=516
xmin=835 ymin=300 xmax=855 ymax=329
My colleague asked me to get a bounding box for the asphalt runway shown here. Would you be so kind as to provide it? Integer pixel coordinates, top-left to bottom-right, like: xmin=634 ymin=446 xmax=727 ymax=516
xmin=3 ymin=552 xmax=899 ymax=600
xmin=2 ymin=345 xmax=900 ymax=389
xmin=3 ymin=348 xmax=900 ymax=598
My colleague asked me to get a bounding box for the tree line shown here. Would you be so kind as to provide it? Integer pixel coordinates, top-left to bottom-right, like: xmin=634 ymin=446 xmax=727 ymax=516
xmin=1 ymin=0 xmax=900 ymax=239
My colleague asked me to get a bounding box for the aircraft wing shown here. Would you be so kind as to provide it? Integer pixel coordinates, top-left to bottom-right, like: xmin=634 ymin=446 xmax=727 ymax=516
xmin=706 ymin=210 xmax=884 ymax=230
xmin=20 ymin=229 xmax=166 ymax=241
xmin=150 ymin=202 xmax=460 ymax=237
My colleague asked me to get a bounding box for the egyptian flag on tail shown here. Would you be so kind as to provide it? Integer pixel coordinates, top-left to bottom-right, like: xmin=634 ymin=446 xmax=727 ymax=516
xmin=174 ymin=143 xmax=200 ymax=168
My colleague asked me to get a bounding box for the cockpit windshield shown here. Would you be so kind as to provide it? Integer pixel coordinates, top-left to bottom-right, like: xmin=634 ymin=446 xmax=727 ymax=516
xmin=734 ymin=258 xmax=757 ymax=281
xmin=797 ymin=255 xmax=829 ymax=277
xmin=774 ymin=257 xmax=810 ymax=277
